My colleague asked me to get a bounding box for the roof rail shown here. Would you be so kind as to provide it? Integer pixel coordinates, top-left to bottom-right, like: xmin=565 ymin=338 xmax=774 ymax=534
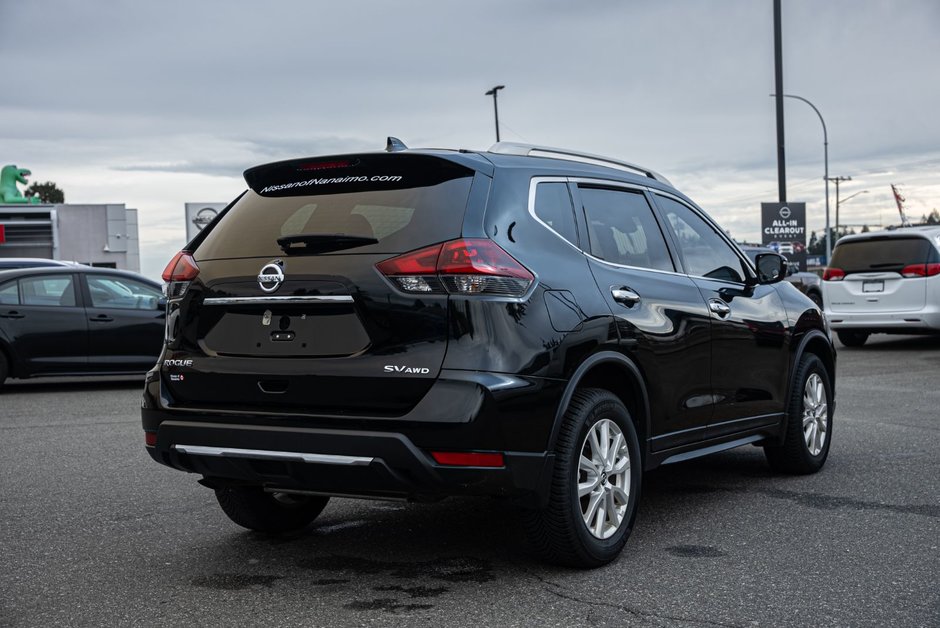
xmin=487 ymin=142 xmax=672 ymax=186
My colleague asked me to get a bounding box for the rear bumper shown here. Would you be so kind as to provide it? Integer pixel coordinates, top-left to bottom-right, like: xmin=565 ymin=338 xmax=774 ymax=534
xmin=141 ymin=368 xmax=564 ymax=505
xmin=828 ymin=308 xmax=940 ymax=333
xmin=146 ymin=420 xmax=552 ymax=503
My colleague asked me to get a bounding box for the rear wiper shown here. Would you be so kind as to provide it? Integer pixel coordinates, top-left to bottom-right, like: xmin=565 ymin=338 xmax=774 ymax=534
xmin=276 ymin=233 xmax=378 ymax=255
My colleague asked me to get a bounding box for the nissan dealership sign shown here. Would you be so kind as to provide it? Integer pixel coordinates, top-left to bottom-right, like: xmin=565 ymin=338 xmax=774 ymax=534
xmin=184 ymin=202 xmax=227 ymax=241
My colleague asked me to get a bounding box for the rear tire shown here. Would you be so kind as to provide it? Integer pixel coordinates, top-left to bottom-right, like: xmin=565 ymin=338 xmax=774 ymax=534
xmin=215 ymin=486 xmax=329 ymax=534
xmin=837 ymin=330 xmax=869 ymax=347
xmin=765 ymin=354 xmax=833 ymax=474
xmin=523 ymin=388 xmax=641 ymax=568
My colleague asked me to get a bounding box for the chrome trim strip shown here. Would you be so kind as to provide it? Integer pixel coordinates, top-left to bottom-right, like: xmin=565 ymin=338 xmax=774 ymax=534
xmin=173 ymin=445 xmax=373 ymax=466
xmin=202 ymin=295 xmax=354 ymax=305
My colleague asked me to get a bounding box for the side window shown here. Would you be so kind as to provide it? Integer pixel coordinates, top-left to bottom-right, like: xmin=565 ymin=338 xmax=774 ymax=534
xmin=579 ymin=186 xmax=674 ymax=272
xmin=533 ymin=182 xmax=578 ymax=244
xmin=20 ymin=274 xmax=76 ymax=307
xmin=655 ymin=195 xmax=747 ymax=283
xmin=87 ymin=275 xmax=162 ymax=310
xmin=0 ymin=281 xmax=19 ymax=305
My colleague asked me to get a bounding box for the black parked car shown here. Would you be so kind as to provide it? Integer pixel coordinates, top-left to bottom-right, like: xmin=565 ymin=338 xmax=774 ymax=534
xmin=143 ymin=141 xmax=836 ymax=567
xmin=0 ymin=258 xmax=84 ymax=270
xmin=0 ymin=266 xmax=165 ymax=387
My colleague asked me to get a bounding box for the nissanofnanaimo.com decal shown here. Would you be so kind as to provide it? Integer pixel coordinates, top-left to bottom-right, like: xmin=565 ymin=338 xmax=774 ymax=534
xmin=260 ymin=174 xmax=403 ymax=194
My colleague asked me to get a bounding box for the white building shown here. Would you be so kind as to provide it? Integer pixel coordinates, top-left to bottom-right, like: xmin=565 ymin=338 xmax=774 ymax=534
xmin=0 ymin=203 xmax=140 ymax=271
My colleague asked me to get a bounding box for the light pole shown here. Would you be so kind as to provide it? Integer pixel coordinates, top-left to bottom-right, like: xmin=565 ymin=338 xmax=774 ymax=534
xmin=836 ymin=189 xmax=868 ymax=235
xmin=827 ymin=175 xmax=851 ymax=238
xmin=485 ymin=85 xmax=505 ymax=143
xmin=771 ymin=93 xmax=831 ymax=264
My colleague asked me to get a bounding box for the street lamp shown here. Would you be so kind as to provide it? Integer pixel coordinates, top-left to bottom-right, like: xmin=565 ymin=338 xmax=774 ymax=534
xmin=485 ymin=85 xmax=505 ymax=142
xmin=770 ymin=93 xmax=831 ymax=264
xmin=836 ymin=189 xmax=869 ymax=234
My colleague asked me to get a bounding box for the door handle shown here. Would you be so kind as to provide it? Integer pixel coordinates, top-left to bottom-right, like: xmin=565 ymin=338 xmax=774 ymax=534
xmin=0 ymin=310 xmax=25 ymax=319
xmin=611 ymin=287 xmax=641 ymax=308
xmin=89 ymin=315 xmax=114 ymax=323
xmin=708 ymin=299 xmax=731 ymax=319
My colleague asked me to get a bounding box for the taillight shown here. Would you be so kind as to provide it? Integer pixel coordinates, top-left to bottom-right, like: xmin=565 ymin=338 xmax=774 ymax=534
xmin=901 ymin=263 xmax=940 ymax=278
xmin=377 ymin=239 xmax=534 ymax=297
xmin=823 ymin=267 xmax=845 ymax=281
xmin=162 ymin=251 xmax=199 ymax=298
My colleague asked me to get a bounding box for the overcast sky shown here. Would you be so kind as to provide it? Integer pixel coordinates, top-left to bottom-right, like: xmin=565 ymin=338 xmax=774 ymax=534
xmin=3 ymin=0 xmax=938 ymax=278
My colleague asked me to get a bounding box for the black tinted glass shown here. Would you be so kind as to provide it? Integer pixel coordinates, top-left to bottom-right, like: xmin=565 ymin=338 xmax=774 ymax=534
xmin=830 ymin=237 xmax=937 ymax=273
xmin=534 ymin=182 xmax=578 ymax=244
xmin=656 ymin=195 xmax=746 ymax=283
xmin=580 ymin=187 xmax=674 ymax=272
xmin=197 ymin=159 xmax=474 ymax=260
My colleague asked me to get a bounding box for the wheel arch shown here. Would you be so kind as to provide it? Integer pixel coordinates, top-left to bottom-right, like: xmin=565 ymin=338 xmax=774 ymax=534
xmin=549 ymin=351 xmax=651 ymax=460
xmin=790 ymin=329 xmax=836 ymax=402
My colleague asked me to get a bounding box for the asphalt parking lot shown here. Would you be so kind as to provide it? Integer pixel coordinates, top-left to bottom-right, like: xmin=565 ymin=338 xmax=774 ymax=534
xmin=1 ymin=335 xmax=938 ymax=627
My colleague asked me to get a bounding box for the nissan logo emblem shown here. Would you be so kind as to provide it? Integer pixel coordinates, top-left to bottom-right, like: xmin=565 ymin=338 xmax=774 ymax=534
xmin=779 ymin=206 xmax=791 ymax=219
xmin=257 ymin=261 xmax=284 ymax=293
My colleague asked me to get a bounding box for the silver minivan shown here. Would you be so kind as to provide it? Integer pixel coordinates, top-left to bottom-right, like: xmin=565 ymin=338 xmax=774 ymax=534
xmin=823 ymin=226 xmax=940 ymax=346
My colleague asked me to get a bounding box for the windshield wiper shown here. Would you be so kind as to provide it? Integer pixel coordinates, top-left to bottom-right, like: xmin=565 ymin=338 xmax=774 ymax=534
xmin=276 ymin=233 xmax=378 ymax=255
xmin=868 ymin=262 xmax=904 ymax=268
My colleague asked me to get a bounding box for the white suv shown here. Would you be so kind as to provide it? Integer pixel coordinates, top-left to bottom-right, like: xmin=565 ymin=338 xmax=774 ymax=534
xmin=823 ymin=226 xmax=940 ymax=346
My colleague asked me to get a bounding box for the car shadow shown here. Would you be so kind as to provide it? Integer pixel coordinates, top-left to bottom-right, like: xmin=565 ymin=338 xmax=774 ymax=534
xmin=837 ymin=335 xmax=940 ymax=351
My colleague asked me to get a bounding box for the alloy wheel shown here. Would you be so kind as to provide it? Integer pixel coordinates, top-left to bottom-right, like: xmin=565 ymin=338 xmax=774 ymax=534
xmin=578 ymin=418 xmax=631 ymax=539
xmin=802 ymin=373 xmax=828 ymax=456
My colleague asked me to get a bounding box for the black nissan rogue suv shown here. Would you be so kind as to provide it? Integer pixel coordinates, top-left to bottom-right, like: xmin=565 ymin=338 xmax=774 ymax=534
xmin=143 ymin=141 xmax=836 ymax=567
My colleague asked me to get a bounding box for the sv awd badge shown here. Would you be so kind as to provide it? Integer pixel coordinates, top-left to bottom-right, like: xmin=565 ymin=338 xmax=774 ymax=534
xmin=384 ymin=365 xmax=431 ymax=374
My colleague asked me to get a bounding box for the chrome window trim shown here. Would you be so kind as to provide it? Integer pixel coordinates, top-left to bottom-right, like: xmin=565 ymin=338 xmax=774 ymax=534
xmin=173 ymin=445 xmax=373 ymax=466
xmin=203 ymin=295 xmax=354 ymax=305
xmin=583 ymin=252 xmax=688 ymax=278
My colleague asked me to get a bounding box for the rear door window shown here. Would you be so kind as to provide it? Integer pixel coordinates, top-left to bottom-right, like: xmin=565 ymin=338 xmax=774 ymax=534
xmin=20 ymin=274 xmax=77 ymax=307
xmin=830 ymin=237 xmax=938 ymax=274
xmin=0 ymin=280 xmax=18 ymax=304
xmin=579 ymin=186 xmax=674 ymax=272
xmin=196 ymin=155 xmax=475 ymax=260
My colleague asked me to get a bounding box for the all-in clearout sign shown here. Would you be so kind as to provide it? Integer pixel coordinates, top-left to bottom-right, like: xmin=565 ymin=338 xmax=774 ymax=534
xmin=761 ymin=202 xmax=807 ymax=271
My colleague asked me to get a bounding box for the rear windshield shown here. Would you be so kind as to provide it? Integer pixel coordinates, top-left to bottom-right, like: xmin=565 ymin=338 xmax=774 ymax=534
xmin=196 ymin=155 xmax=474 ymax=260
xmin=830 ymin=236 xmax=939 ymax=273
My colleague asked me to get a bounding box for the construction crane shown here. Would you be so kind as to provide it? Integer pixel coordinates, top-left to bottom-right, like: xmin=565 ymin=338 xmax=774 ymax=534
xmin=891 ymin=184 xmax=912 ymax=227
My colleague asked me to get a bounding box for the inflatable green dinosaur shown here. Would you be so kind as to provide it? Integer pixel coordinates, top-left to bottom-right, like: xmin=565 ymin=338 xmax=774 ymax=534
xmin=1 ymin=165 xmax=40 ymax=204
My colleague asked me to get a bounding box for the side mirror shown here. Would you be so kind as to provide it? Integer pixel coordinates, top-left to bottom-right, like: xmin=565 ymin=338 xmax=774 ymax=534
xmin=755 ymin=253 xmax=787 ymax=284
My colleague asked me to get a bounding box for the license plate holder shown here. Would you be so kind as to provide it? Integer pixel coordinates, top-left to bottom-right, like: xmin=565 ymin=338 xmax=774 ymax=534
xmin=862 ymin=280 xmax=884 ymax=293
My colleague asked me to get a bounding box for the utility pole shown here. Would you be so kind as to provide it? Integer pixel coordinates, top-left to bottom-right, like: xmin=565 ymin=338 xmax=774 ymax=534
xmin=485 ymin=85 xmax=505 ymax=143
xmin=827 ymin=176 xmax=851 ymax=239
xmin=773 ymin=0 xmax=787 ymax=202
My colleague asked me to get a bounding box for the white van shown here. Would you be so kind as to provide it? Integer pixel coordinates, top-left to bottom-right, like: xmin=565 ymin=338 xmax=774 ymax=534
xmin=823 ymin=226 xmax=940 ymax=346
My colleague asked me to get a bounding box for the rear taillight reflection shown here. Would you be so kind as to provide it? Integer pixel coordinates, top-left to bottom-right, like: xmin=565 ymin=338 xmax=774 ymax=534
xmin=431 ymin=451 xmax=505 ymax=467
xmin=162 ymin=251 xmax=199 ymax=298
xmin=822 ymin=267 xmax=845 ymax=281
xmin=377 ymin=239 xmax=534 ymax=297
xmin=901 ymin=263 xmax=940 ymax=278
